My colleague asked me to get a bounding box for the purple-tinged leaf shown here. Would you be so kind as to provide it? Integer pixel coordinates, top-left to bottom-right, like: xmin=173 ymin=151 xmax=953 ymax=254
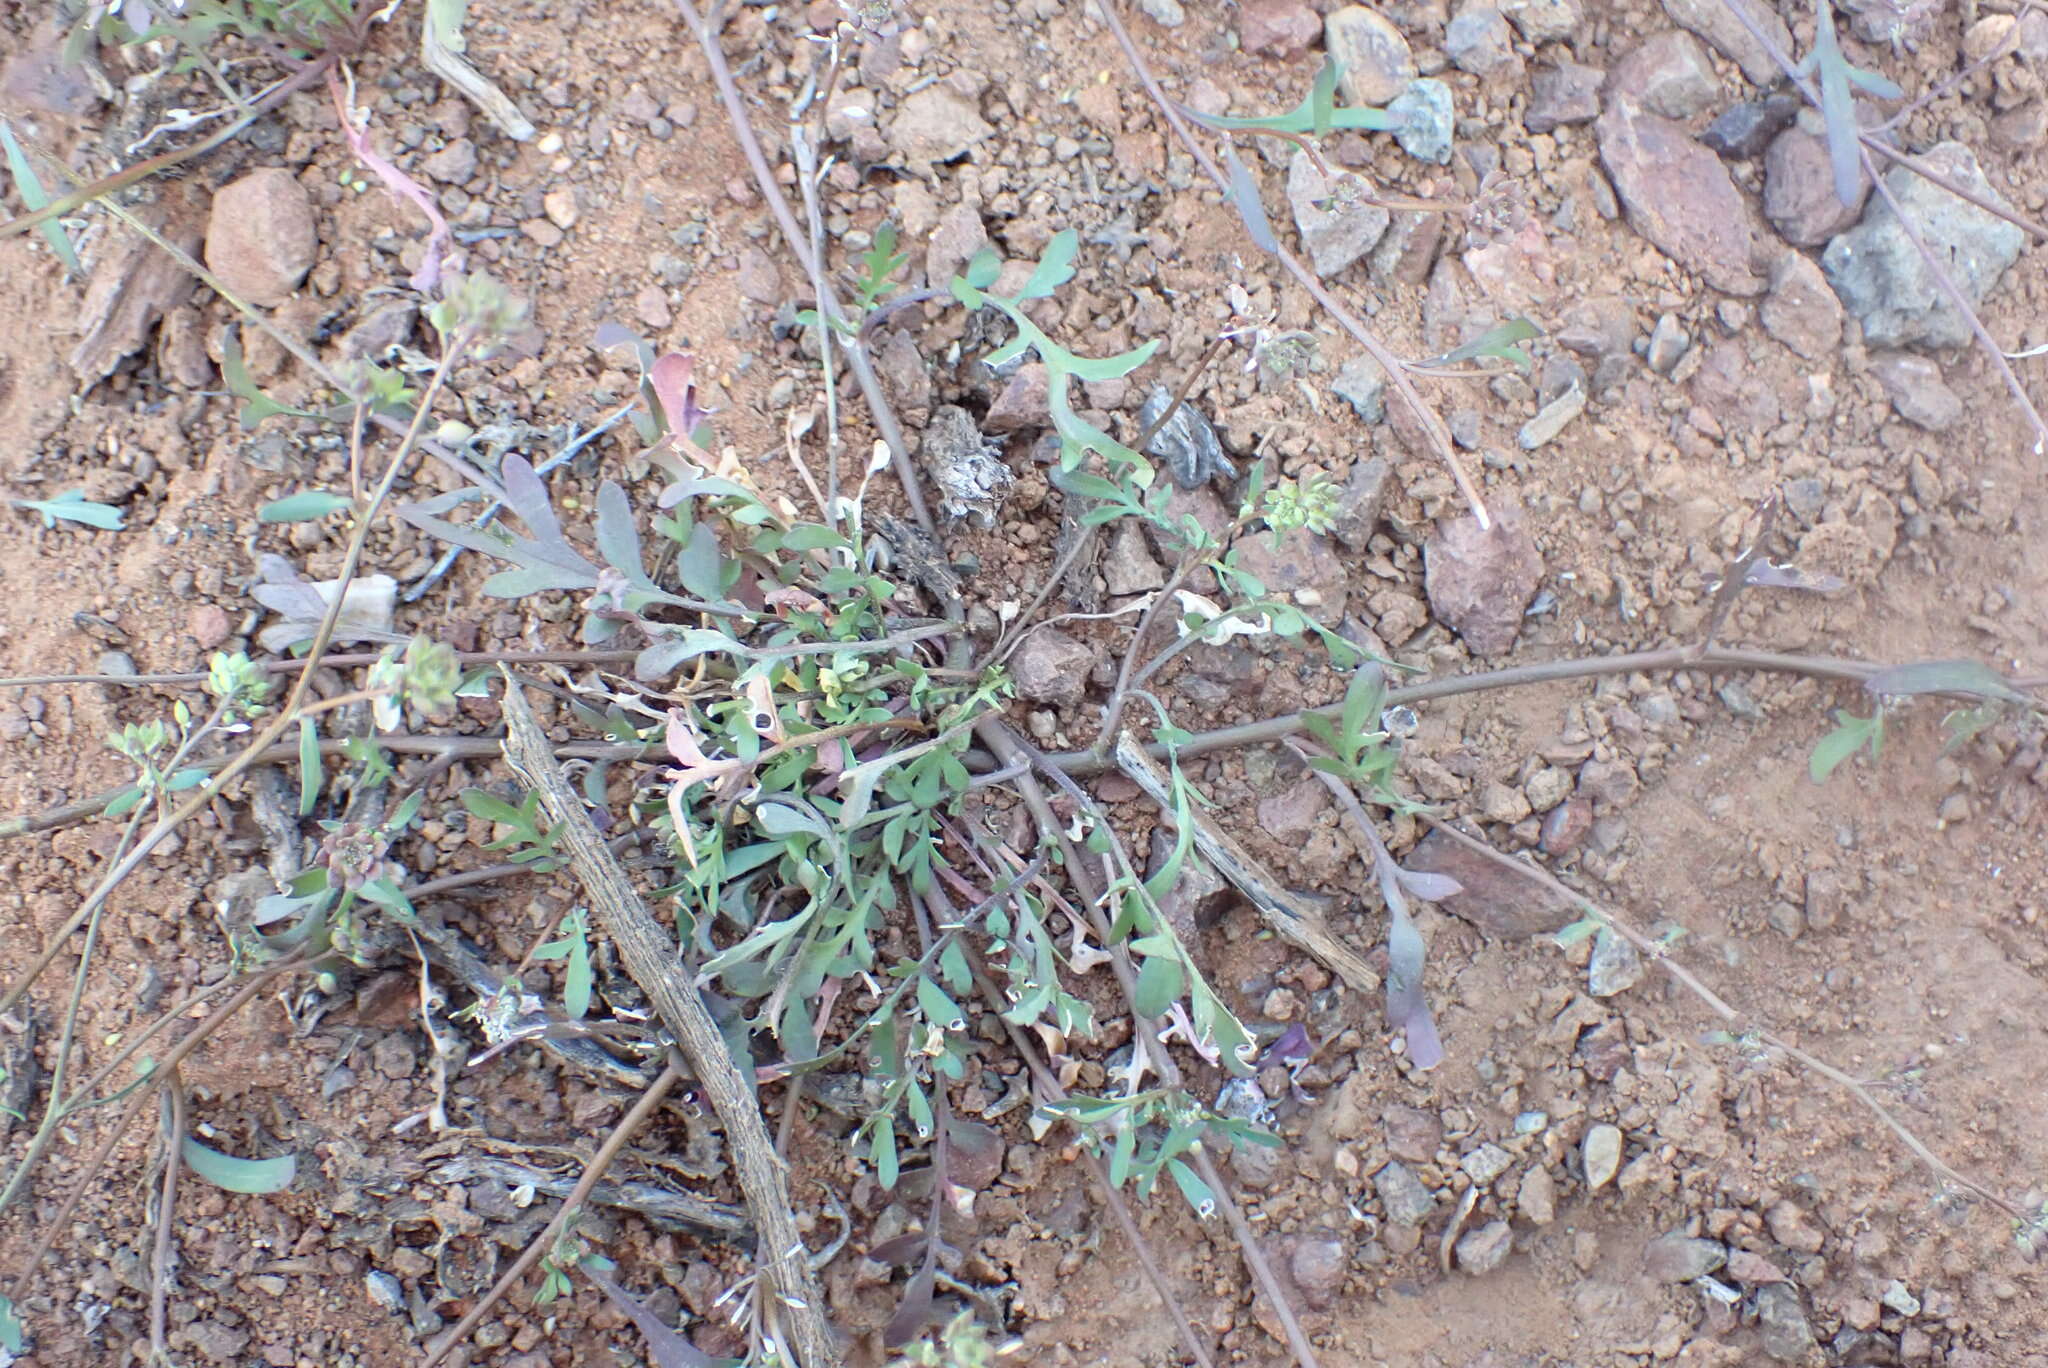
xmin=328 ymin=72 xmax=454 ymax=292
xmin=582 ymin=1263 xmax=735 ymax=1368
xmin=867 ymin=1232 xmax=932 ymax=1266
xmin=882 ymin=1265 xmax=936 ymax=1349
xmin=1744 ymin=560 xmax=1843 ymax=593
xmin=1222 ymin=141 xmax=1279 ymax=256
xmin=1385 ymin=906 xmax=1443 ymax=1070
xmin=649 ymin=352 xmax=712 ymax=443
xmin=1257 ymin=1022 xmax=1314 ymax=1069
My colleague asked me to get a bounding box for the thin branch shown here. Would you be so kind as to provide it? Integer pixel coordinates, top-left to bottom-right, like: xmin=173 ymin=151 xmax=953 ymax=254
xmin=672 ymin=0 xmax=934 ymax=538
xmin=1044 ymin=643 xmax=2044 ymax=775
xmin=149 ymin=1071 xmax=188 ymax=1365
xmin=422 ymin=1054 xmax=685 ymax=1367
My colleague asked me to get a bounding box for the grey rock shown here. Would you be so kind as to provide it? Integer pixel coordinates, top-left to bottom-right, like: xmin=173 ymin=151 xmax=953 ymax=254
xmin=1009 ymin=630 xmax=1093 ymax=707
xmin=1581 ymin=1127 xmax=1623 ymax=1193
xmin=1461 ymin=1142 xmax=1514 ymax=1186
xmin=420 ymin=137 xmax=478 ymax=184
xmin=1423 ymin=510 xmax=1543 ymax=655
xmin=1527 ymin=61 xmax=1605 ymax=133
xmin=1659 ymin=0 xmax=1793 ymax=85
xmin=1608 ymin=30 xmax=1721 ymax=120
xmin=338 ymin=300 xmax=417 ymax=362
xmin=1232 ymin=1133 xmax=1287 ymax=1188
xmin=1822 ymin=141 xmax=2027 ymax=348
xmin=1764 ymin=110 xmax=1871 ymax=247
xmin=1332 ymin=354 xmax=1388 ymax=423
xmin=1541 ymin=797 xmax=1592 ymax=855
xmin=1325 ymin=5 xmax=1417 ymax=105
xmin=1374 ymin=1160 xmax=1438 ymax=1226
xmin=1598 ymin=104 xmax=1767 ymax=295
xmin=1446 ymin=7 xmax=1519 ymax=77
xmin=925 ymin=203 xmax=990 ymax=296
xmin=1501 ymin=0 xmax=1582 ymax=43
xmin=205 ymin=168 xmax=317 ymax=307
xmin=1524 ymin=765 xmax=1572 ymax=812
xmin=1405 ymin=830 xmax=1577 ymax=937
xmin=1332 ymin=455 xmax=1393 ymax=549
xmin=919 ymin=405 xmax=1012 ymax=526
xmin=97 ymin=649 xmax=138 ymax=679
xmin=1587 ymin=928 xmax=1644 ymax=996
xmin=1760 ymin=250 xmax=1845 ymax=360
xmin=1102 ymin=522 xmax=1166 ymax=596
xmin=1868 ymin=351 xmax=1964 ymax=431
xmin=1757 ymin=1283 xmax=1816 ymax=1362
xmin=1803 ymin=868 xmax=1845 ymax=929
xmin=1288 ymin=148 xmax=1392 ymax=278
xmin=1518 ymin=1165 xmax=1557 ymax=1224
xmin=1455 ymin=1221 xmax=1514 ymax=1274
xmin=1702 ymin=93 xmax=1802 ymax=159
xmin=1136 ymin=0 xmax=1188 ymax=25
xmin=1389 ymin=79 xmax=1456 ymax=165
xmin=1577 ymin=756 xmax=1639 ymax=807
xmin=1646 ymin=311 xmax=1691 ymax=373
xmin=1882 ymin=1280 xmax=1921 ymax=1317
xmin=1643 ymin=1232 xmax=1727 ymax=1282
xmin=1518 ymin=381 xmax=1585 ymax=449
xmin=1290 ymin=1234 xmax=1348 ymax=1308
xmin=888 ymin=85 xmax=994 ymax=163
xmin=1139 ymin=385 xmax=1235 ymax=489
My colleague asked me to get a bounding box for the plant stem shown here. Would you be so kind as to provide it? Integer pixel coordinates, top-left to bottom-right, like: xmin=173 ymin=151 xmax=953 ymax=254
xmin=1050 ymin=644 xmax=2042 ymax=775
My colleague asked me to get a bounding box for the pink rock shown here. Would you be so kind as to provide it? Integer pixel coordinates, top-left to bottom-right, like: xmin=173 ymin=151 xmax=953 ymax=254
xmin=204 ymin=169 xmax=317 ymax=307
xmin=1423 ymin=510 xmax=1543 ymax=656
xmin=1241 ymin=0 xmax=1321 ymax=57
xmin=1597 ymin=104 xmax=1767 ymax=295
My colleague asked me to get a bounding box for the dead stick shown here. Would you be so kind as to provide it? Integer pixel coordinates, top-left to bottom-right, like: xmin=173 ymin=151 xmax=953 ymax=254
xmin=496 ymin=675 xmax=840 ymax=1368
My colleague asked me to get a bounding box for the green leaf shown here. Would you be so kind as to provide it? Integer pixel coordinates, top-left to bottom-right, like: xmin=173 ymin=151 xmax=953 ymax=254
xmin=1132 ymin=953 xmax=1185 ymax=1019
xmin=181 ymin=1136 xmax=297 ymax=1194
xmin=1 ymin=117 xmax=80 ymax=274
xmin=0 ymin=1293 xmax=23 ymax=1354
xmin=1432 ymin=317 xmax=1542 ymax=369
xmin=781 ymin=523 xmax=849 ymax=551
xmin=871 ymin=1118 xmax=899 ymax=1189
xmin=1020 ymin=229 xmax=1079 ymax=299
xmin=459 ymin=788 xmax=524 ymax=824
xmin=102 ymin=786 xmax=144 ymax=817
xmin=562 ymin=921 xmax=593 ymax=1020
xmin=1309 ymin=57 xmax=1339 ymax=138
xmin=1221 ymin=140 xmax=1279 ymax=257
xmin=1864 ymin=659 xmax=2029 ymax=705
xmin=222 ymin=328 xmax=321 ymax=429
xmin=298 ymin=717 xmax=322 ymax=816
xmin=1808 ymin=709 xmax=1881 ymax=784
xmin=14 ymin=491 xmax=125 ymax=530
xmin=1166 ymin=1156 xmax=1216 ymax=1218
xmin=916 ymin=974 xmax=965 ymax=1032
xmin=963 ymin=246 xmax=1001 ymax=290
xmin=259 ymin=490 xmax=353 ymax=523
xmin=1551 ymin=915 xmax=1602 ymax=949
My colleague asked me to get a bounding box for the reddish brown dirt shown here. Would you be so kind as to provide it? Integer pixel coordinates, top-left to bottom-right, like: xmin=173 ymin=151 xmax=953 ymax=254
xmin=1 ymin=0 xmax=2045 ymax=1366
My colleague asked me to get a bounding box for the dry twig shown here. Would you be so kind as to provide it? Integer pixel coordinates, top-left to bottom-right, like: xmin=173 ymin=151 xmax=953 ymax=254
xmin=497 ymin=675 xmax=841 ymax=1368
